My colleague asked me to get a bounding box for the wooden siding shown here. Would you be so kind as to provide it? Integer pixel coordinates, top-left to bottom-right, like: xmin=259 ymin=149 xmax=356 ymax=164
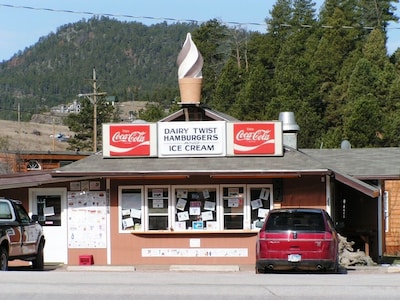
xmin=384 ymin=180 xmax=400 ymax=256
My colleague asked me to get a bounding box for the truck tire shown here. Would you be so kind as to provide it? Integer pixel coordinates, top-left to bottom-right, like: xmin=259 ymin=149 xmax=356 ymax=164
xmin=0 ymin=246 xmax=8 ymax=271
xmin=32 ymin=241 xmax=44 ymax=270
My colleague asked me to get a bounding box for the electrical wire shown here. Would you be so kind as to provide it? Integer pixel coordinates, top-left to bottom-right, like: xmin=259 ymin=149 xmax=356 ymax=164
xmin=1 ymin=2 xmax=399 ymax=31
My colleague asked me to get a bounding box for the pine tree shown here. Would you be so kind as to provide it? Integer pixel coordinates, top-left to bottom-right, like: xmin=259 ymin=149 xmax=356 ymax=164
xmin=64 ymin=96 xmax=117 ymax=152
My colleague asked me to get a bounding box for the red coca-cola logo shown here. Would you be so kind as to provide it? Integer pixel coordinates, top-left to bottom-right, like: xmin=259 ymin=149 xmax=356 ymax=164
xmin=236 ymin=129 xmax=271 ymax=141
xmin=233 ymin=123 xmax=275 ymax=155
xmin=109 ymin=125 xmax=150 ymax=156
xmin=112 ymin=131 xmax=146 ymax=143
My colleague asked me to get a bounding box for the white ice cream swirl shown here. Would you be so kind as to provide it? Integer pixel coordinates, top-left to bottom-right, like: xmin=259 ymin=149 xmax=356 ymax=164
xmin=177 ymin=33 xmax=203 ymax=79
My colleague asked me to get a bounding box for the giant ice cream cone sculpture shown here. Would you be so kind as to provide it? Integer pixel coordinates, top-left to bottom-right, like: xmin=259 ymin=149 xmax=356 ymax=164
xmin=177 ymin=33 xmax=203 ymax=104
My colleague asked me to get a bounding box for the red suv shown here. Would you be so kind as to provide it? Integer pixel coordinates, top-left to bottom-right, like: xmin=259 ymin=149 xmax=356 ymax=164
xmin=256 ymin=208 xmax=339 ymax=273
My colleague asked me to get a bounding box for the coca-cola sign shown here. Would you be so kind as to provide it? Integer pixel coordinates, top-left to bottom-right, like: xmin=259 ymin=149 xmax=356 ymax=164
xmin=227 ymin=122 xmax=283 ymax=156
xmin=103 ymin=124 xmax=156 ymax=157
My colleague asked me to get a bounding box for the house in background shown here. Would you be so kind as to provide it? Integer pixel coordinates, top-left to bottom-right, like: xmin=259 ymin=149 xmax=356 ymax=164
xmin=0 ymin=150 xmax=90 ymax=174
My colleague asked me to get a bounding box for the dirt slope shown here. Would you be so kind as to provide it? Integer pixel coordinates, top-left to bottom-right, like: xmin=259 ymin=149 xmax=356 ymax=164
xmin=0 ymin=120 xmax=73 ymax=152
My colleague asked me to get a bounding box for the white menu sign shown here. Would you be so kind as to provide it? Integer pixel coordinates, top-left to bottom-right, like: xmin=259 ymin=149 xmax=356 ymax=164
xmin=158 ymin=121 xmax=226 ymax=157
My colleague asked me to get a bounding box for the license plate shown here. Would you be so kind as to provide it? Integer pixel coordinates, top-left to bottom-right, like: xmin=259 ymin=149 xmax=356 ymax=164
xmin=288 ymin=254 xmax=301 ymax=262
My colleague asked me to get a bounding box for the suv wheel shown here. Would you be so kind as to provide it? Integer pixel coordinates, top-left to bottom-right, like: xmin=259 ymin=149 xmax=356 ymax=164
xmin=0 ymin=246 xmax=8 ymax=271
xmin=32 ymin=241 xmax=44 ymax=270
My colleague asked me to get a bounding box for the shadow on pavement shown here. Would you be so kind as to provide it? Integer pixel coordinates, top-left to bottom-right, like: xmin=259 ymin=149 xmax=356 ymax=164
xmin=8 ymin=263 xmax=64 ymax=272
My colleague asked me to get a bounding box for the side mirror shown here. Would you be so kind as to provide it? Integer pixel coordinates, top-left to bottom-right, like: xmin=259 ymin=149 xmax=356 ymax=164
xmin=255 ymin=220 xmax=264 ymax=228
xmin=31 ymin=214 xmax=39 ymax=222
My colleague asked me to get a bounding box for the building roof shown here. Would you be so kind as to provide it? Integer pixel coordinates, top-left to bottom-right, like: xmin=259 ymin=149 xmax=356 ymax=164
xmin=302 ymin=148 xmax=400 ymax=180
xmin=0 ymin=146 xmax=385 ymax=197
xmin=52 ymin=148 xmax=329 ymax=177
xmin=159 ymin=106 xmax=239 ymax=122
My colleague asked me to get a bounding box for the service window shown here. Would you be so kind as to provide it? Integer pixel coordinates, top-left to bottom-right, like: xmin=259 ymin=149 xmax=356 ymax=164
xmin=173 ymin=186 xmax=217 ymax=230
xmin=119 ymin=187 xmax=143 ymax=232
xmin=146 ymin=187 xmax=169 ymax=230
xmin=248 ymin=185 xmax=273 ymax=228
xmin=222 ymin=186 xmax=245 ymax=229
xmin=36 ymin=195 xmax=62 ymax=226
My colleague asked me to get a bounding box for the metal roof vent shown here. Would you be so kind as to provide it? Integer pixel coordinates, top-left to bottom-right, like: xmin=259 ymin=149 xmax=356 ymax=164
xmin=132 ymin=119 xmax=147 ymax=123
xmin=279 ymin=112 xmax=300 ymax=150
xmin=279 ymin=112 xmax=300 ymax=132
xmin=341 ymin=140 xmax=351 ymax=149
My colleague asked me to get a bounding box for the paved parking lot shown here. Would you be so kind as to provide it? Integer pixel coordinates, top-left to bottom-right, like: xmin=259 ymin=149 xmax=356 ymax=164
xmin=8 ymin=262 xmax=400 ymax=274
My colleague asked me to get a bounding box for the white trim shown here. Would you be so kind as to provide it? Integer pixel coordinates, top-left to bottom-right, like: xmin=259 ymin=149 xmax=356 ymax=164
xmin=118 ymin=186 xmax=144 ymax=233
xmin=145 ymin=185 xmax=171 ymax=230
xmin=106 ymin=178 xmax=111 ymax=265
xmin=29 ymin=187 xmax=68 ymax=264
xmin=220 ymin=184 xmax=246 ymax=230
xmin=325 ymin=175 xmax=331 ymax=215
xmin=172 ymin=185 xmax=219 ymax=231
xmin=246 ymin=184 xmax=274 ymax=228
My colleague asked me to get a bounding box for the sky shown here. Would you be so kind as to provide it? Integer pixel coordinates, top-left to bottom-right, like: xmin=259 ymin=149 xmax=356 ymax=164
xmin=0 ymin=0 xmax=399 ymax=61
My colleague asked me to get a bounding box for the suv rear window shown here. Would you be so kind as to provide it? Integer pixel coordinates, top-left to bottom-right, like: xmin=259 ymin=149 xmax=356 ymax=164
xmin=265 ymin=211 xmax=325 ymax=231
xmin=0 ymin=202 xmax=12 ymax=220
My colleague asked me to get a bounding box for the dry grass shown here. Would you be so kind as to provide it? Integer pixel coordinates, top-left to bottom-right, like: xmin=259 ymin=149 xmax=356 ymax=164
xmin=0 ymin=101 xmax=149 ymax=152
xmin=0 ymin=120 xmax=73 ymax=152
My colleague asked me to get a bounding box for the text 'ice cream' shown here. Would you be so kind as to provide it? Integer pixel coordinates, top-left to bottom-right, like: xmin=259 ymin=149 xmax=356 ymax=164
xmin=177 ymin=33 xmax=203 ymax=104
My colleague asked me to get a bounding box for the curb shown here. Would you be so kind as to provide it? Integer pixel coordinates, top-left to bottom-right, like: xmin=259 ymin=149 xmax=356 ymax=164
xmin=66 ymin=265 xmax=136 ymax=272
xmin=170 ymin=265 xmax=240 ymax=272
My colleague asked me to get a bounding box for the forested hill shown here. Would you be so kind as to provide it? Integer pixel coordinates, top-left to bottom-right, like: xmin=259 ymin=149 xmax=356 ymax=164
xmin=1 ymin=1 xmax=400 ymax=150
xmin=0 ymin=17 xmax=200 ymax=119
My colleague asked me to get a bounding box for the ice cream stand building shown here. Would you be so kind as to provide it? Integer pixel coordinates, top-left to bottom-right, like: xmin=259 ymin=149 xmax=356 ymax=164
xmin=45 ymin=33 xmax=384 ymax=268
xmin=2 ymin=33 xmax=392 ymax=268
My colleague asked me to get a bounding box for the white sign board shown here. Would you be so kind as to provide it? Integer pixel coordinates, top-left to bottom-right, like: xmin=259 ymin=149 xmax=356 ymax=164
xmin=157 ymin=121 xmax=226 ymax=157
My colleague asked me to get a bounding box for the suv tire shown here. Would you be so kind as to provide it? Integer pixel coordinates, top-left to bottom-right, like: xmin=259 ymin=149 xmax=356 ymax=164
xmin=32 ymin=241 xmax=44 ymax=270
xmin=0 ymin=246 xmax=8 ymax=271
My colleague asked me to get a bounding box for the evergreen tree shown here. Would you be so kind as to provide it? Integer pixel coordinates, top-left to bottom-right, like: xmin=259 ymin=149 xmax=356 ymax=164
xmin=64 ymin=96 xmax=117 ymax=152
xmin=191 ymin=20 xmax=230 ymax=106
xmin=343 ymin=95 xmax=382 ymax=147
xmin=212 ymin=59 xmax=245 ymax=115
xmin=138 ymin=103 xmax=167 ymax=122
xmin=358 ymin=0 xmax=399 ymax=29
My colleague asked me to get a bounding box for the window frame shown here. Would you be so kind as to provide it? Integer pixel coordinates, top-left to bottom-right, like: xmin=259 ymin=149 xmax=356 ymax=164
xmin=0 ymin=200 xmax=14 ymax=220
xmin=220 ymin=185 xmax=247 ymax=230
xmin=247 ymin=184 xmax=274 ymax=229
xmin=172 ymin=185 xmax=219 ymax=231
xmin=120 ymin=184 xmax=277 ymax=233
xmin=145 ymin=186 xmax=171 ymax=231
xmin=118 ymin=186 xmax=144 ymax=233
xmin=27 ymin=159 xmax=42 ymax=171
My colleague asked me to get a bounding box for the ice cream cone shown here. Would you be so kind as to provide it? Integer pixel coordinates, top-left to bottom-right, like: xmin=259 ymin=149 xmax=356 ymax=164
xmin=178 ymin=77 xmax=202 ymax=104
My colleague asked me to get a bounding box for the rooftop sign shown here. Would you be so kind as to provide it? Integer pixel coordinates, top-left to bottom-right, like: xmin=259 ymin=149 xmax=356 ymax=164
xmin=158 ymin=121 xmax=226 ymax=157
xmin=103 ymin=121 xmax=282 ymax=158
xmin=226 ymin=122 xmax=283 ymax=156
xmin=102 ymin=123 xmax=157 ymax=157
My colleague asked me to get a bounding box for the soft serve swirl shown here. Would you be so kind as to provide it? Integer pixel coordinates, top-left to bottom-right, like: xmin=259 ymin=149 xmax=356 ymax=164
xmin=177 ymin=33 xmax=203 ymax=79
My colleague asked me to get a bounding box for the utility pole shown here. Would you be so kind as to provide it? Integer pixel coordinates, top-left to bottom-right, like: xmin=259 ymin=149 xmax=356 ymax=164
xmin=78 ymin=67 xmax=107 ymax=152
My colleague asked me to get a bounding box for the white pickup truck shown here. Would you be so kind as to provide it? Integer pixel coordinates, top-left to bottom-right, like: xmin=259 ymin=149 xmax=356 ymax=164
xmin=0 ymin=197 xmax=45 ymax=271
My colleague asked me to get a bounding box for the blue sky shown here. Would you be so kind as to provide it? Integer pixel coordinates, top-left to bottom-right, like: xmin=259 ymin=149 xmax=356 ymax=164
xmin=0 ymin=0 xmax=399 ymax=61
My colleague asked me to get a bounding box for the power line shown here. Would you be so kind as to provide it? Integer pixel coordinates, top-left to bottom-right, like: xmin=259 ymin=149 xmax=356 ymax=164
xmin=1 ymin=3 xmax=400 ymax=32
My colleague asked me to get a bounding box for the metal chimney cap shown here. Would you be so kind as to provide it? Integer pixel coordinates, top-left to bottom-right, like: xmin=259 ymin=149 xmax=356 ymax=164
xmin=279 ymin=112 xmax=300 ymax=132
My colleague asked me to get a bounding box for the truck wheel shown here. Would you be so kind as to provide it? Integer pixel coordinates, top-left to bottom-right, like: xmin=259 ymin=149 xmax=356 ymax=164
xmin=32 ymin=241 xmax=44 ymax=270
xmin=0 ymin=246 xmax=8 ymax=271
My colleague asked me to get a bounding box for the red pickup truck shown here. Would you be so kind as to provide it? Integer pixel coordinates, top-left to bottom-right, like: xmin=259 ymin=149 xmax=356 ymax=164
xmin=0 ymin=197 xmax=45 ymax=271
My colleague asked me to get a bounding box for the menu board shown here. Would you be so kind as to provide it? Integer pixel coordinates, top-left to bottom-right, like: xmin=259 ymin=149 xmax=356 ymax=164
xmin=67 ymin=191 xmax=107 ymax=248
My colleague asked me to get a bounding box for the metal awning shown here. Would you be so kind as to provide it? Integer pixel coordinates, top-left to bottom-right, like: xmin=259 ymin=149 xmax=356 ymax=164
xmin=0 ymin=172 xmax=98 ymax=190
xmin=333 ymin=171 xmax=380 ymax=198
